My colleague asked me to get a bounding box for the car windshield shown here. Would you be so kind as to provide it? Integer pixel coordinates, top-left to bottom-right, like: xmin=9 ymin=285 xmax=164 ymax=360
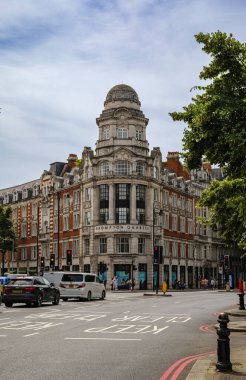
xmin=10 ymin=279 xmax=33 ymax=285
xmin=61 ymin=274 xmax=84 ymax=282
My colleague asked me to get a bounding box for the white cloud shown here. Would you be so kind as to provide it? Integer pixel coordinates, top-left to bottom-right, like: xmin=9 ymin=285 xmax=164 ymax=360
xmin=0 ymin=0 xmax=245 ymax=188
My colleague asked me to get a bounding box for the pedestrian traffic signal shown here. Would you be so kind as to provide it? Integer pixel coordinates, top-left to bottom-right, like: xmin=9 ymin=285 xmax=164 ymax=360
xmin=154 ymin=246 xmax=159 ymax=264
xmin=40 ymin=257 xmax=45 ymax=268
xmin=50 ymin=254 xmax=55 ymax=268
xmin=66 ymin=249 xmax=72 ymax=265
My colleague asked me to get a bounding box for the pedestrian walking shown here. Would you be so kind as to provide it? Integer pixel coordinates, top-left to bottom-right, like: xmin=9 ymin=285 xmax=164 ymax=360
xmin=210 ymin=278 xmax=215 ymax=290
xmin=113 ymin=276 xmax=118 ymax=291
xmin=128 ymin=278 xmax=132 ymax=291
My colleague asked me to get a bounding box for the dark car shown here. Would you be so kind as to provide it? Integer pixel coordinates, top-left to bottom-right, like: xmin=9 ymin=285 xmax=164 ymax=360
xmin=3 ymin=276 xmax=60 ymax=307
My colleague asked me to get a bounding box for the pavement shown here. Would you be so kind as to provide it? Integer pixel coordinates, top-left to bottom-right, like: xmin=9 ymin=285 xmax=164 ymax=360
xmin=140 ymin=289 xmax=246 ymax=379
xmin=186 ymin=307 xmax=246 ymax=380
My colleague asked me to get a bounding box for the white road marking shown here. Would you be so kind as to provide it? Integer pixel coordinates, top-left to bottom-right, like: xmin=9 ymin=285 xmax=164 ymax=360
xmin=0 ymin=335 xmax=7 ymax=337
xmin=24 ymin=332 xmax=40 ymax=337
xmin=65 ymin=337 xmax=141 ymax=341
xmin=84 ymin=324 xmax=170 ymax=335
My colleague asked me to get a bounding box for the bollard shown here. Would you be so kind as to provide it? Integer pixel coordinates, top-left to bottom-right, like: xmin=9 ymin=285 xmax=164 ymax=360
xmin=238 ymin=278 xmax=245 ymax=310
xmin=238 ymin=293 xmax=245 ymax=310
xmin=216 ymin=312 xmax=232 ymax=372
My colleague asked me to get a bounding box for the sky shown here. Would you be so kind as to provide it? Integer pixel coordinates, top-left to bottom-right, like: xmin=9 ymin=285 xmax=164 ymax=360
xmin=0 ymin=0 xmax=245 ymax=189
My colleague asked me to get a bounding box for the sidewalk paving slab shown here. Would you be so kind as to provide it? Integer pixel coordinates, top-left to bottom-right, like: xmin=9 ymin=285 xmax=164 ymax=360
xmin=225 ymin=309 xmax=246 ymax=318
xmin=186 ymin=347 xmax=246 ymax=379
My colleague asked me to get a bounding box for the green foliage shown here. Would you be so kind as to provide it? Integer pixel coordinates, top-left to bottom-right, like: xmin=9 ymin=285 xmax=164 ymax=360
xmin=170 ymin=31 xmax=246 ymax=249
xmin=198 ymin=178 xmax=246 ymax=249
xmin=0 ymin=205 xmax=15 ymax=252
xmin=170 ymin=31 xmax=246 ymax=178
xmin=75 ymin=158 xmax=83 ymax=167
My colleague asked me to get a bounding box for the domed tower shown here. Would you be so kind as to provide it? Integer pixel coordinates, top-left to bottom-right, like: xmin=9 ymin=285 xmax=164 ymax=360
xmin=95 ymin=84 xmax=149 ymax=158
xmin=86 ymin=84 xmax=158 ymax=291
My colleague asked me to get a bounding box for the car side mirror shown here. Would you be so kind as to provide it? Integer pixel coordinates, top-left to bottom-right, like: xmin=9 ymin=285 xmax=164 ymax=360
xmin=50 ymin=283 xmax=55 ymax=287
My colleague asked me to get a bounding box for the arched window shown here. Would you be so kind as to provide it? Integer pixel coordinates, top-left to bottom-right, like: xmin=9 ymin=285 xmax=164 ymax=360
xmin=23 ymin=188 xmax=28 ymax=199
xmin=33 ymin=185 xmax=40 ymax=197
xmin=100 ymin=161 xmax=109 ymax=176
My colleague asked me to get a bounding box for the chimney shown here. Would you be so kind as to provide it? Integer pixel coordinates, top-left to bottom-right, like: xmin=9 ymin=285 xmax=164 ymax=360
xmin=67 ymin=153 xmax=78 ymax=168
xmin=166 ymin=152 xmax=189 ymax=180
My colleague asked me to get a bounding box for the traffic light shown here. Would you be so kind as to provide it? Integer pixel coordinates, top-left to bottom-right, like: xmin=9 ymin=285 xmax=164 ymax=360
xmin=224 ymin=255 xmax=230 ymax=269
xmin=154 ymin=246 xmax=159 ymax=264
xmin=40 ymin=257 xmax=45 ymax=268
xmin=50 ymin=254 xmax=55 ymax=268
xmin=66 ymin=249 xmax=72 ymax=265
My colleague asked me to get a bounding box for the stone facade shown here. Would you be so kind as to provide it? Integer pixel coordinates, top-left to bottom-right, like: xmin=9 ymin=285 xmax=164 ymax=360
xmin=1 ymin=84 xmax=238 ymax=289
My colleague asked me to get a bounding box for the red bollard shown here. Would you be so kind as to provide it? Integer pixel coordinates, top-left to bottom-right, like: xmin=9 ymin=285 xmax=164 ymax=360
xmin=238 ymin=278 xmax=245 ymax=311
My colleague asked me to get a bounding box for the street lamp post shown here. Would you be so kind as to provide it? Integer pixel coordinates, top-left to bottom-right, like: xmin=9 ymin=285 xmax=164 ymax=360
xmin=36 ymin=203 xmax=40 ymax=275
xmin=153 ymin=204 xmax=163 ymax=294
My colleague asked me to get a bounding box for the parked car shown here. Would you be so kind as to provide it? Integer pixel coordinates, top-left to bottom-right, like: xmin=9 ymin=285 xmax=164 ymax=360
xmin=44 ymin=271 xmax=106 ymax=301
xmin=3 ymin=276 xmax=60 ymax=307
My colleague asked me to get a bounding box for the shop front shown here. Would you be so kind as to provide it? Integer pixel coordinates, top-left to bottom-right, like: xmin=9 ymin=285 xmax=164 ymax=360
xmin=114 ymin=264 xmax=131 ymax=289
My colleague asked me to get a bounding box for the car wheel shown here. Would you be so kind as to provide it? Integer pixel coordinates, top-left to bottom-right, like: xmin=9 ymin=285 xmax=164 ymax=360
xmin=53 ymin=294 xmax=60 ymax=305
xmin=5 ymin=302 xmax=13 ymax=308
xmin=87 ymin=291 xmax=92 ymax=301
xmin=34 ymin=294 xmax=43 ymax=307
xmin=100 ymin=290 xmax=106 ymax=300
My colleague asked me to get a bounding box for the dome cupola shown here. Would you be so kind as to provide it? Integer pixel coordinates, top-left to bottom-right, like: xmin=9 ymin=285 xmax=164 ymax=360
xmin=104 ymin=84 xmax=141 ymax=110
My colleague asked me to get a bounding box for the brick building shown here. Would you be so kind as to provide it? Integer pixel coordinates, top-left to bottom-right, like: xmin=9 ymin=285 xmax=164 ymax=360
xmin=1 ymin=84 xmax=235 ymax=289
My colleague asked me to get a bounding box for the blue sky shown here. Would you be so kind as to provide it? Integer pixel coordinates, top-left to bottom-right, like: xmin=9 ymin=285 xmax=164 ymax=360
xmin=0 ymin=0 xmax=245 ymax=189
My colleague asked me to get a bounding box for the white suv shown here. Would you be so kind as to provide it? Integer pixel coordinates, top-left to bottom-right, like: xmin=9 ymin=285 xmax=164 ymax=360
xmin=44 ymin=272 xmax=106 ymax=301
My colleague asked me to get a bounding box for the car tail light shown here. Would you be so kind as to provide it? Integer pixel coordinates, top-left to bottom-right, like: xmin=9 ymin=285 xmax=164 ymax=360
xmin=24 ymin=287 xmax=35 ymax=291
xmin=4 ymin=286 xmax=11 ymax=291
xmin=59 ymin=283 xmax=66 ymax=288
xmin=78 ymin=284 xmax=86 ymax=288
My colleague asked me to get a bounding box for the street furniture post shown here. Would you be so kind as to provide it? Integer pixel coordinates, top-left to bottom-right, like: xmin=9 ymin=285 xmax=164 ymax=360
xmin=238 ymin=278 xmax=245 ymax=310
xmin=216 ymin=312 xmax=232 ymax=372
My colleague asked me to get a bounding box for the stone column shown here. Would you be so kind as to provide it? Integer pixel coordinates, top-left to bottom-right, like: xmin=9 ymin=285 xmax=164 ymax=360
xmin=108 ymin=184 xmax=115 ymax=224
xmin=130 ymin=184 xmax=137 ymax=224
xmin=92 ymin=186 xmax=99 ymax=224
xmin=146 ymin=186 xmax=154 ymax=226
xmin=185 ymin=266 xmax=188 ymax=287
xmin=177 ymin=264 xmax=180 ymax=282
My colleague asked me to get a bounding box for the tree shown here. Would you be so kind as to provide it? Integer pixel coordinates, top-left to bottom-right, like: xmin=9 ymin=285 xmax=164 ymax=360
xmin=0 ymin=205 xmax=15 ymax=275
xmin=169 ymin=31 xmax=246 ymax=250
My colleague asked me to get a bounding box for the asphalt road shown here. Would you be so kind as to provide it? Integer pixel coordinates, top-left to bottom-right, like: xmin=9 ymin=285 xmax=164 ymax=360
xmin=0 ymin=290 xmax=241 ymax=380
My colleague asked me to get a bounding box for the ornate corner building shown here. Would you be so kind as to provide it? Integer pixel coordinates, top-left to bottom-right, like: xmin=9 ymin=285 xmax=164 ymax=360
xmin=0 ymin=84 xmax=241 ymax=289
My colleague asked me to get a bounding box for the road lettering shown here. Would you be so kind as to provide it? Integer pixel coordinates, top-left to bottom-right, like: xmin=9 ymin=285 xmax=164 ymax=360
xmin=84 ymin=324 xmax=170 ymax=335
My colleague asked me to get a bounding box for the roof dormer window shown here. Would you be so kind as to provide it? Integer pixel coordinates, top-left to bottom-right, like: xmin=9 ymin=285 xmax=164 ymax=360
xmin=23 ymin=189 xmax=28 ymax=199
